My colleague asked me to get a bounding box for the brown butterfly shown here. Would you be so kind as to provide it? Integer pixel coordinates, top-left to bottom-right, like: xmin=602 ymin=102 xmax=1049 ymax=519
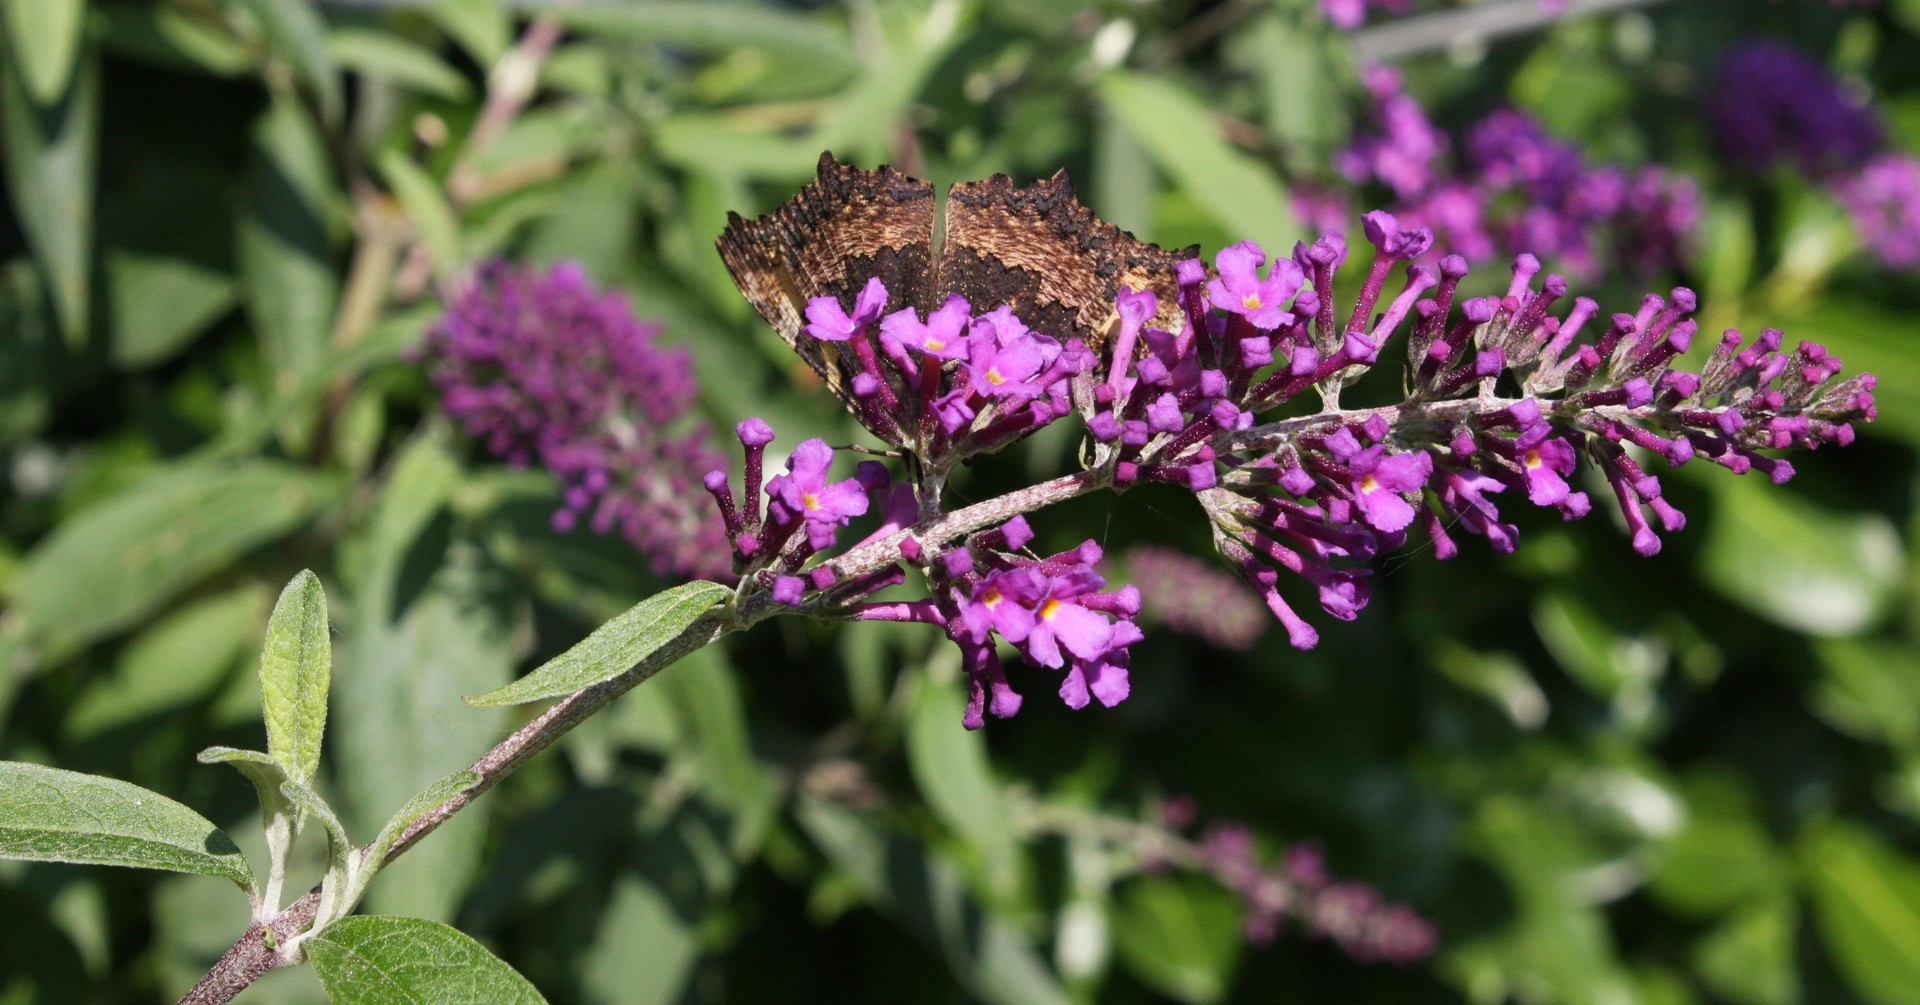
xmin=716 ymin=152 xmax=1197 ymax=410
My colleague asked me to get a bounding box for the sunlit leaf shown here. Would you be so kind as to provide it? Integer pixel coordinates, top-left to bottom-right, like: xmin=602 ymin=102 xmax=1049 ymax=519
xmin=329 ymin=28 xmax=471 ymax=99
xmin=13 ymin=462 xmax=335 ymax=655
xmin=906 ymin=676 xmax=1020 ymax=898
xmin=1111 ymin=875 xmax=1243 ymax=1005
xmin=307 ymin=916 xmax=547 ymax=1004
xmin=0 ymin=762 xmax=254 ymax=889
xmin=2 ymin=0 xmax=86 ymax=104
xmin=1803 ymin=820 xmax=1920 ymax=1005
xmin=466 ymin=580 xmax=730 ymax=707
xmin=1097 ymin=71 xmax=1295 ymax=247
xmin=233 ymin=0 xmax=341 ymax=124
xmin=238 ymin=94 xmax=339 ymax=380
xmin=1699 ymin=474 xmax=1901 ymax=637
xmin=105 ymin=249 xmax=236 ymax=369
xmin=260 ymin=570 xmax=331 ymax=786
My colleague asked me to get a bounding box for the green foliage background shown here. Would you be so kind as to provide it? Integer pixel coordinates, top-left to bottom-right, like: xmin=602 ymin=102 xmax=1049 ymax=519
xmin=2 ymin=0 xmax=1919 ymax=1002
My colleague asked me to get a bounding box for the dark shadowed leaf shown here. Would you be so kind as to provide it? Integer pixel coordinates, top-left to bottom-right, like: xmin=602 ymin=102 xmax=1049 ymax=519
xmin=798 ymin=798 xmax=1070 ymax=1005
xmin=1111 ymin=875 xmax=1243 ymax=1005
xmin=0 ymin=32 xmax=97 ymax=345
xmin=0 ymin=762 xmax=254 ymax=889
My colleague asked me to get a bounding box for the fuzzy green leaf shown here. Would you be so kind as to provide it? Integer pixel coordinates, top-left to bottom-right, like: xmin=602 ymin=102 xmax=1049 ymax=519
xmin=0 ymin=762 xmax=254 ymax=889
xmin=307 ymin=916 xmax=547 ymax=1004
xmin=260 ymin=570 xmax=332 ymax=786
xmin=465 ymin=581 xmax=730 ymax=707
xmin=3 ymin=0 xmax=86 ymax=105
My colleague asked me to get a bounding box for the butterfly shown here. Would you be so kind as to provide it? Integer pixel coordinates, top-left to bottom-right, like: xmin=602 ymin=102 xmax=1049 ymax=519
xmin=716 ymin=152 xmax=1197 ymax=410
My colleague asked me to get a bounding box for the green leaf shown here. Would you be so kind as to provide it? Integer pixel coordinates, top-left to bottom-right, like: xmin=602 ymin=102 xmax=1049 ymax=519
xmin=798 ymin=798 xmax=1071 ymax=1005
xmin=906 ymin=676 xmax=1019 ymax=898
xmin=279 ymin=775 xmax=352 ymax=891
xmin=1802 ymin=820 xmax=1920 ymax=1005
xmin=0 ymin=30 xmax=98 ymax=345
xmin=96 ymin=2 xmax=256 ymax=78
xmin=196 ymin=746 xmax=298 ymax=909
xmin=328 ymin=29 xmax=471 ymax=100
xmin=1649 ymin=772 xmax=1786 ymax=917
xmin=377 ymin=150 xmax=461 ymax=281
xmin=551 ymin=2 xmax=852 ymax=67
xmin=423 ymin=0 xmax=509 ymax=66
xmin=308 ymin=916 xmax=547 ymax=1004
xmin=261 ymin=570 xmax=332 ymax=787
xmin=105 ymin=248 xmax=236 ymax=369
xmin=3 ymin=0 xmax=86 ymax=105
xmin=1111 ymin=875 xmax=1243 ymax=1005
xmin=465 ymin=580 xmax=730 ymax=707
xmin=1692 ymin=899 xmax=1799 ymax=1005
xmin=12 ymin=462 xmax=334 ymax=655
xmin=367 ymin=770 xmax=478 ymax=874
xmin=0 ymin=761 xmax=254 ymax=889
xmin=232 ymin=0 xmax=340 ymax=125
xmin=1096 ymin=71 xmax=1294 ymax=246
xmin=335 ymin=450 xmax=511 ymax=921
xmin=238 ymin=93 xmax=339 ymax=380
xmin=1698 ymin=474 xmax=1902 ymax=637
xmin=69 ymin=585 xmax=266 ymax=737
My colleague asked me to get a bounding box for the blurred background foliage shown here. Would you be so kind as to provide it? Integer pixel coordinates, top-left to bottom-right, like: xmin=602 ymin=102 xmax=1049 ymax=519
xmin=1 ymin=0 xmax=1918 ymax=1002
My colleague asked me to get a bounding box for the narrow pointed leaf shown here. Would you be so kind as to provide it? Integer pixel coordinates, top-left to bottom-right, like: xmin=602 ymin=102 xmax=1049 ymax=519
xmin=466 ymin=581 xmax=730 ymax=707
xmin=378 ymin=150 xmax=461 ymax=280
xmin=308 ymin=916 xmax=547 ymax=1004
xmin=279 ymin=776 xmax=352 ymax=880
xmin=233 ymin=0 xmax=340 ymax=124
xmin=1096 ymin=71 xmax=1295 ymax=245
xmin=0 ymin=31 xmax=98 ymax=345
xmin=1803 ymin=820 xmax=1920 ymax=1004
xmin=3 ymin=0 xmax=86 ymax=104
xmin=238 ymin=94 xmax=338 ymax=380
xmin=0 ymin=762 xmax=254 ymax=889
xmin=260 ymin=570 xmax=332 ymax=786
xmin=368 ymin=770 xmax=479 ymax=872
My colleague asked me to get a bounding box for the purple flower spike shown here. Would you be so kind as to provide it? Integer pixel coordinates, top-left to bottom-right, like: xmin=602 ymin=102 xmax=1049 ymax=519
xmin=426 ymin=260 xmax=728 ymax=580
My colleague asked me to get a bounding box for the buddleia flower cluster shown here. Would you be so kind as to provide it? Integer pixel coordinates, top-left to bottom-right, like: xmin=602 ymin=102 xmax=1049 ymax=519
xmin=698 ymin=204 xmax=1874 ymax=729
xmin=1314 ymin=67 xmax=1700 ymax=280
xmin=1706 ymin=40 xmax=1920 ymax=269
xmin=423 ymin=261 xmax=731 ymax=580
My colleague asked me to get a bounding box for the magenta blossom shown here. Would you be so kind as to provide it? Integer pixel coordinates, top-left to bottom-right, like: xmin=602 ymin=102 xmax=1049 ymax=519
xmin=766 ymin=439 xmax=870 ymax=550
xmin=1207 ymin=241 xmax=1307 ymax=330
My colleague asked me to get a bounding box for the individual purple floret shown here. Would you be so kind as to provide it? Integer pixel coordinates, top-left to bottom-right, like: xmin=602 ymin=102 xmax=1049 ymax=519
xmin=1705 ymin=42 xmax=1882 ymax=176
xmin=1072 ymin=215 xmax=1876 ymax=653
xmin=425 ymin=260 xmax=730 ymax=580
xmin=1121 ymin=546 xmax=1267 ymax=652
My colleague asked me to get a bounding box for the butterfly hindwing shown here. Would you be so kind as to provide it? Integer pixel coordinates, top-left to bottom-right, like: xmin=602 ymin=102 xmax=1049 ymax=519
xmin=940 ymin=169 xmax=1195 ymax=349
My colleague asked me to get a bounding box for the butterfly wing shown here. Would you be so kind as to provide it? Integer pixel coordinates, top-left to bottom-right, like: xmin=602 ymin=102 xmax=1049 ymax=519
xmin=716 ymin=152 xmax=937 ymax=405
xmin=939 ymin=169 xmax=1195 ymax=352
